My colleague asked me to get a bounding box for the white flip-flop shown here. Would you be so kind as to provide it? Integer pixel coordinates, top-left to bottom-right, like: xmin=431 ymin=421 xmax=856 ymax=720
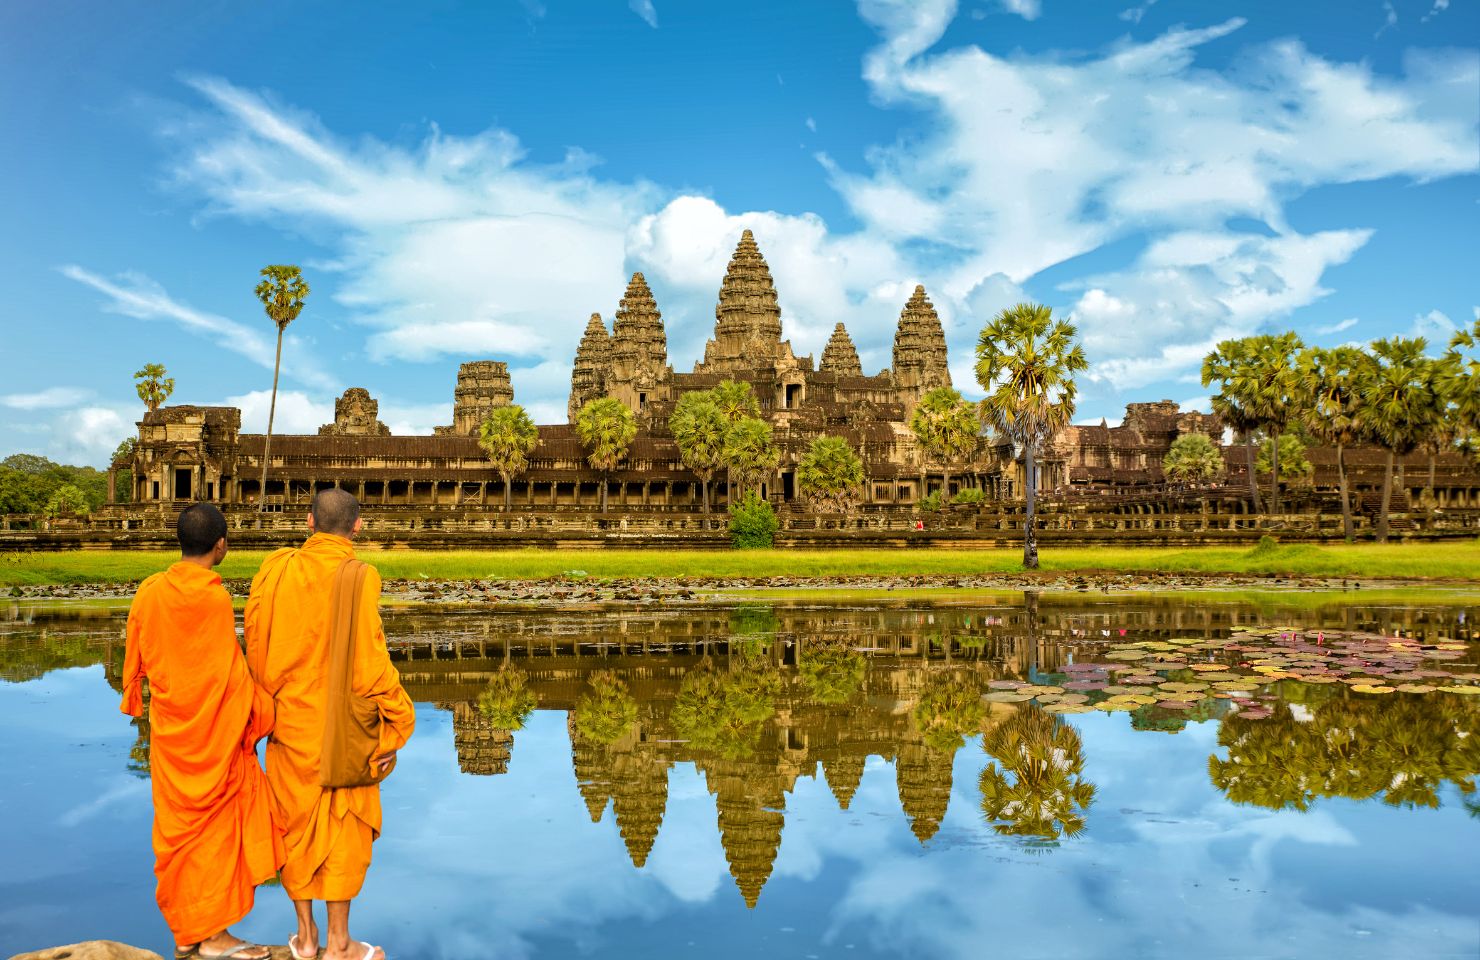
xmin=358 ymin=944 xmax=383 ymax=960
xmin=288 ymin=934 xmax=319 ymax=960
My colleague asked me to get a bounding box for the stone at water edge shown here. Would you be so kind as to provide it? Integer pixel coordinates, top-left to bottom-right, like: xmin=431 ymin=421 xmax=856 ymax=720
xmin=7 ymin=943 xmax=163 ymax=960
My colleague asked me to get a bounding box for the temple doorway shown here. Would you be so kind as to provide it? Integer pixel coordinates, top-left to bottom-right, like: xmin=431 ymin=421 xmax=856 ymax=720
xmin=782 ymin=471 xmax=795 ymax=501
xmin=173 ymin=468 xmax=191 ymax=500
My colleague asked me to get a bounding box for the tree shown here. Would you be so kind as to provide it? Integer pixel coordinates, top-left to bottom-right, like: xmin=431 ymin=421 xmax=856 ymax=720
xmin=476 ymin=666 xmax=536 ymax=730
xmin=575 ymin=396 xmax=637 ymax=513
xmin=1359 ymin=336 xmax=1440 ymax=542
xmin=908 ymin=386 xmax=980 ymax=497
xmin=1246 ymin=332 xmax=1304 ymax=515
xmin=1161 ymin=432 xmax=1225 ymax=486
xmin=670 ymin=391 xmax=727 ymax=512
xmin=975 ymin=303 xmax=1087 ymax=570
xmin=1256 ymin=433 xmax=1312 ymax=485
xmin=253 ymin=265 xmax=310 ymax=510
xmin=1297 ymin=345 xmax=1374 ymax=540
xmin=2 ymin=454 xmax=56 ymax=475
xmin=1202 ymin=339 xmax=1265 ymax=512
xmin=133 ymin=364 xmax=174 ymax=413
xmin=44 ymin=483 xmax=91 ymax=518
xmin=570 ymin=671 xmax=639 ymax=746
xmin=979 ymin=705 xmax=1096 ymax=840
xmin=722 ymin=416 xmax=778 ymax=499
xmin=477 ymin=405 xmax=540 ymax=510
xmin=728 ymin=491 xmax=779 ymax=548
xmin=709 ymin=380 xmax=761 ymax=503
xmin=1445 ymin=320 xmax=1479 ymax=459
xmin=795 ymin=436 xmax=865 ymax=514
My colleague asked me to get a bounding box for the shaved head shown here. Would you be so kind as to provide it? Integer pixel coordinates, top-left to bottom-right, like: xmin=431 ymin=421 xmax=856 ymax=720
xmin=178 ymin=503 xmax=227 ymax=557
xmin=310 ymin=488 xmax=360 ymax=536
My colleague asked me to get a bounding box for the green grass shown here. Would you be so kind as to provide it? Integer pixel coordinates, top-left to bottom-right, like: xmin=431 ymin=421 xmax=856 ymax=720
xmin=2 ymin=541 xmax=1478 ymax=586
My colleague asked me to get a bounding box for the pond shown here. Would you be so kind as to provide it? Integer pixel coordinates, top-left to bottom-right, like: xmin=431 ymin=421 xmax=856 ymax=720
xmin=2 ymin=590 xmax=1478 ymax=959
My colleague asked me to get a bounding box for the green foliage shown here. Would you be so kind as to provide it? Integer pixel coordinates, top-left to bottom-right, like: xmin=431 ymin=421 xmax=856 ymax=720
xmin=576 ymin=396 xmax=638 ymax=473
xmin=1162 ymin=432 xmax=1225 ymax=484
xmin=723 ymin=416 xmax=778 ymax=497
xmin=952 ymin=487 xmax=986 ymax=506
xmin=980 ymin=705 xmax=1096 ymax=840
xmin=912 ymin=672 xmax=984 ymax=752
xmin=1256 ymin=433 xmax=1312 ymax=482
xmin=1297 ymin=345 xmax=1375 ymax=450
xmin=571 ymin=671 xmax=639 ymax=746
xmin=133 ymin=363 xmax=174 ymax=412
xmin=112 ymin=438 xmax=137 ymax=464
xmin=671 ymin=664 xmax=780 ymax=760
xmin=670 ymin=392 xmax=727 ymax=507
xmin=1249 ymin=534 xmax=1281 ymax=557
xmin=974 ymin=304 xmax=1087 ymax=453
xmin=44 ymin=484 xmax=91 ymax=518
xmin=708 ymin=379 xmax=761 ymax=423
xmin=1361 ymin=336 xmax=1442 ymax=457
xmin=917 ymin=491 xmax=943 ymax=513
xmin=728 ymin=491 xmax=778 ymax=549
xmin=476 ymin=667 xmax=537 ymax=730
xmin=909 ymin=386 xmax=980 ymax=473
xmin=795 ymin=436 xmax=865 ymax=514
xmin=254 ymin=265 xmax=311 ymax=331
xmin=0 ymin=457 xmax=108 ymax=515
xmin=799 ymin=643 xmax=866 ymax=705
xmin=478 ymin=405 xmax=540 ymax=507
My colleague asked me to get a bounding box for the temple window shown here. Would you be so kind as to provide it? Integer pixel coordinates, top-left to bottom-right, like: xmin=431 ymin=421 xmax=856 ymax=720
xmin=639 ymin=392 xmax=648 ymax=412
xmin=784 ymin=383 xmax=802 ymax=408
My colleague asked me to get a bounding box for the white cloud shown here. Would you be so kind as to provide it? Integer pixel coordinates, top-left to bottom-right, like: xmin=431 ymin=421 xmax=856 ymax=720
xmin=1409 ymin=308 xmax=1457 ymax=342
xmin=0 ymin=387 xmax=93 ymax=411
xmin=60 ymin=265 xmax=335 ymax=390
xmin=1422 ymin=0 xmax=1451 ymax=23
xmin=1376 ymin=1 xmax=1398 ymax=38
xmin=1119 ymin=0 xmax=1157 ymax=24
xmin=52 ymin=405 xmax=134 ymax=464
xmin=805 ymin=116 xmax=817 ymax=132
xmin=999 ymin=0 xmax=1041 ymax=20
xmin=628 ymin=0 xmax=658 ymax=28
xmin=223 ymin=389 xmax=328 ymax=435
xmin=1315 ymin=317 xmax=1359 ymax=335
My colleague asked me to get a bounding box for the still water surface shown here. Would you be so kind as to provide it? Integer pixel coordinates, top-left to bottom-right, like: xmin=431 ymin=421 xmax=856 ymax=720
xmin=2 ymin=592 xmax=1478 ymax=959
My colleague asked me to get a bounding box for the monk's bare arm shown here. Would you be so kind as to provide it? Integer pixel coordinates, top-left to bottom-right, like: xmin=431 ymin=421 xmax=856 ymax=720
xmin=352 ymin=567 xmax=416 ymax=761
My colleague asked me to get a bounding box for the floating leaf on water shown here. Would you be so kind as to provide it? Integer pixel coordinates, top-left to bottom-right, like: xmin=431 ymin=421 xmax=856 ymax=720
xmin=1189 ymin=664 xmax=1227 ymax=672
xmin=1394 ymin=683 xmax=1437 ymax=694
xmin=983 ymin=691 xmax=1034 ymax=703
xmin=987 ymin=680 xmax=1026 ymax=690
xmin=1443 ymin=686 xmax=1480 ymax=696
xmin=1042 ymin=702 xmax=1093 ymax=714
xmin=1351 ymin=684 xmax=1396 ymax=695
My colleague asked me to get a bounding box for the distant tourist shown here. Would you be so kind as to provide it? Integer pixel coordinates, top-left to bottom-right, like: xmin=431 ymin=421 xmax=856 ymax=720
xmin=245 ymin=489 xmax=414 ymax=960
xmin=120 ymin=503 xmax=282 ymax=959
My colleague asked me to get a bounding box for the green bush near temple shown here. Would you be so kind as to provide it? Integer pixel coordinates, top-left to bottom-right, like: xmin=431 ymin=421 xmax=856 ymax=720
xmin=727 ymin=491 xmax=779 ymax=549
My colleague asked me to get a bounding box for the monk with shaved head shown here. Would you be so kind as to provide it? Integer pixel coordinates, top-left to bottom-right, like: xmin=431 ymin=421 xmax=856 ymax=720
xmin=122 ymin=503 xmax=282 ymax=959
xmin=245 ymin=489 xmax=414 ymax=960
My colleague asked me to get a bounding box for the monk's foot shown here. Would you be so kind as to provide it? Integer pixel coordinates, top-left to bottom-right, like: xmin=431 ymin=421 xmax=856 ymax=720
xmin=196 ymin=930 xmax=271 ymax=960
xmin=323 ymin=940 xmax=384 ymax=960
xmin=290 ymin=925 xmax=322 ymax=960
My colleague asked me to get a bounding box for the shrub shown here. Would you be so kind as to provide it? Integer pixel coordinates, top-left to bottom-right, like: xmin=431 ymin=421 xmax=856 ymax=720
xmin=728 ymin=492 xmax=779 ymax=549
xmin=951 ymin=488 xmax=986 ymax=506
xmin=918 ymin=491 xmax=943 ymax=513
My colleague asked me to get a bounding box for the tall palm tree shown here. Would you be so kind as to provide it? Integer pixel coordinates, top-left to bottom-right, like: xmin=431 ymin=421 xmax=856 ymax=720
xmin=1359 ymin=336 xmax=1440 ymax=542
xmin=253 ymin=265 xmax=310 ymax=510
xmin=575 ymin=396 xmax=637 ymax=513
xmin=1202 ymin=338 xmax=1264 ymax=513
xmin=723 ymin=416 xmax=779 ymax=500
xmin=709 ymin=380 xmax=761 ymax=505
xmin=1447 ymin=320 xmax=1479 ymax=459
xmin=1297 ymin=345 xmax=1375 ymax=541
xmin=133 ymin=363 xmax=174 ymax=412
xmin=477 ymin=405 xmax=540 ymax=510
xmin=1161 ymin=432 xmax=1225 ymax=486
xmin=1244 ymin=332 xmax=1304 ymax=515
xmin=975 ymin=303 xmax=1087 ymax=569
xmin=670 ymin=390 xmax=727 ymax=512
xmin=979 ymin=705 xmax=1096 ymax=840
xmin=908 ymin=386 xmax=980 ymax=498
xmin=795 ymin=435 xmax=865 ymax=515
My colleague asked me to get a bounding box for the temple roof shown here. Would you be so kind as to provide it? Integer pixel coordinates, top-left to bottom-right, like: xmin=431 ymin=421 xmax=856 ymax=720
xmin=819 ymin=323 xmax=863 ymax=376
xmin=611 ymin=273 xmax=667 ymax=370
xmin=892 ymin=285 xmax=951 ymax=391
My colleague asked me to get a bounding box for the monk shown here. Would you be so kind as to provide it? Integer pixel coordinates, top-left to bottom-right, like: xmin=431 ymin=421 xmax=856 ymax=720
xmin=120 ymin=503 xmax=282 ymax=960
xmin=245 ymin=489 xmax=415 ymax=960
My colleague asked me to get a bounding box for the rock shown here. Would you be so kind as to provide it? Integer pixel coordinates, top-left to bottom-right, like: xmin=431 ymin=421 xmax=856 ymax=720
xmin=8 ymin=943 xmax=165 ymax=960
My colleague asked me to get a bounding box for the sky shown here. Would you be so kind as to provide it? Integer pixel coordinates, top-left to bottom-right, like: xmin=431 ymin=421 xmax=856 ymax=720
xmin=1 ymin=0 xmax=1476 ymax=466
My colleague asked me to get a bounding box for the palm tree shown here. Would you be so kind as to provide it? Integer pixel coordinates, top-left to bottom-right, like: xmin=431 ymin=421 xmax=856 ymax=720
xmin=133 ymin=363 xmax=174 ymax=413
xmin=975 ymin=303 xmax=1087 ymax=569
xmin=477 ymin=405 xmax=540 ymax=510
xmin=1359 ymin=336 xmax=1440 ymax=542
xmin=1202 ymin=338 xmax=1264 ymax=512
xmin=723 ymin=416 xmax=779 ymax=500
xmin=795 ymin=436 xmax=865 ymax=515
xmin=709 ymin=380 xmax=761 ymax=504
xmin=979 ymin=705 xmax=1096 ymax=840
xmin=1297 ymin=345 xmax=1374 ymax=540
xmin=1224 ymin=333 xmax=1304 ymax=515
xmin=1446 ymin=320 xmax=1479 ymax=459
xmin=670 ymin=391 xmax=727 ymax=512
xmin=908 ymin=386 xmax=981 ymax=498
xmin=575 ymin=396 xmax=637 ymax=513
xmin=253 ymin=265 xmax=310 ymax=510
xmin=1161 ymin=432 xmax=1225 ymax=487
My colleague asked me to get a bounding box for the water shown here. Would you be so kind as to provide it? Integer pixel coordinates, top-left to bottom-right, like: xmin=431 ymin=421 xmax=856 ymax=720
xmin=2 ymin=592 xmax=1478 ymax=959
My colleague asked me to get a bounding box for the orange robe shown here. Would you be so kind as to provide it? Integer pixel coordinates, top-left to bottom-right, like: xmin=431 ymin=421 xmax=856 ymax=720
xmin=120 ymin=561 xmax=284 ymax=945
xmin=244 ymin=532 xmax=416 ymax=901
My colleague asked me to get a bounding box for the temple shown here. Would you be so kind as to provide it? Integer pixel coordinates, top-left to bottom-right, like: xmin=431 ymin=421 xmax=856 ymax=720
xmin=93 ymin=228 xmax=1478 ymax=530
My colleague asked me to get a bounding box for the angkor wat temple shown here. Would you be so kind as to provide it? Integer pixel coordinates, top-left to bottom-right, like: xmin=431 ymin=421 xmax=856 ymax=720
xmin=92 ymin=229 xmax=1479 ymax=536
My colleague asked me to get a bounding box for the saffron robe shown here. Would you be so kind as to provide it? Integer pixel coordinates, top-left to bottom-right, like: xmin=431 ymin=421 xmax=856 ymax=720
xmin=120 ymin=561 xmax=283 ymax=945
xmin=244 ymin=533 xmax=416 ymax=901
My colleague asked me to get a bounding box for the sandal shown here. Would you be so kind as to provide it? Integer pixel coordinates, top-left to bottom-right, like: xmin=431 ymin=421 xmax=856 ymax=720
xmin=357 ymin=944 xmax=384 ymax=960
xmin=289 ymin=933 xmax=320 ymax=960
xmin=174 ymin=948 xmax=198 ymax=960
xmin=196 ymin=944 xmax=270 ymax=960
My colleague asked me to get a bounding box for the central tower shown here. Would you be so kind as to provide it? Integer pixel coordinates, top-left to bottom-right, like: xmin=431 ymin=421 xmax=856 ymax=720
xmin=697 ymin=229 xmax=793 ymax=374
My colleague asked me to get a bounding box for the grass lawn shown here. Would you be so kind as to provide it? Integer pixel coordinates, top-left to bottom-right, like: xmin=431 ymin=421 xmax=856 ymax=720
xmin=2 ymin=540 xmax=1478 ymax=585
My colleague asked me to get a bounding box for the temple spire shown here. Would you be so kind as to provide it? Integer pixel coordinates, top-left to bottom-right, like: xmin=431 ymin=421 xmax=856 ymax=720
xmin=569 ymin=313 xmax=612 ymax=424
xmin=611 ymin=272 xmax=667 ymax=371
xmin=699 ymin=229 xmax=785 ymax=372
xmin=891 ymin=284 xmax=951 ymax=395
xmin=819 ymin=323 xmax=863 ymax=376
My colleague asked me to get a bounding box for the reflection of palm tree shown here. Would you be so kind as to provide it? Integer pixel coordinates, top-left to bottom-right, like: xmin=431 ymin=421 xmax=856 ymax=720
xmin=127 ymin=713 xmax=151 ymax=779
xmin=672 ymin=664 xmax=779 ymax=760
xmin=572 ymin=671 xmax=638 ymax=746
xmin=913 ymin=671 xmax=984 ymax=752
xmin=1209 ymin=696 xmax=1480 ymax=811
xmin=476 ymin=666 xmax=536 ymax=730
xmin=800 ymin=642 xmax=865 ymax=706
xmin=979 ymin=706 xmax=1096 ymax=840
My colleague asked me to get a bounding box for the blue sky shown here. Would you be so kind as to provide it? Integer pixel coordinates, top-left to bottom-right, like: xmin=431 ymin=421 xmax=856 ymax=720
xmin=1 ymin=0 xmax=1476 ymax=465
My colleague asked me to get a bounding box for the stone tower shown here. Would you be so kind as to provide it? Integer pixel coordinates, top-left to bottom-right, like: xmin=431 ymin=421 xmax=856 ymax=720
xmin=819 ymin=324 xmax=863 ymax=376
xmin=569 ymin=313 xmax=612 ymax=424
xmin=435 ymin=361 xmax=514 ymax=436
xmin=606 ymin=273 xmax=671 ymax=417
xmin=318 ymin=387 xmax=390 ymax=436
xmin=700 ymin=229 xmax=788 ymax=373
xmin=891 ymin=285 xmax=951 ymax=397
xmin=895 ymin=741 xmax=955 ymax=844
